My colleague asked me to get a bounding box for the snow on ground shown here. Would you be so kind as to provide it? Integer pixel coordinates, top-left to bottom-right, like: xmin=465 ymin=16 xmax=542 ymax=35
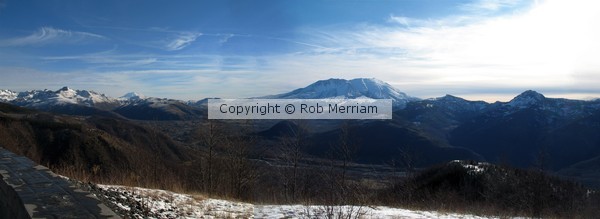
xmin=96 ymin=184 xmax=499 ymax=219
xmin=254 ymin=204 xmax=497 ymax=219
xmin=96 ymin=184 xmax=253 ymax=218
xmin=450 ymin=160 xmax=489 ymax=174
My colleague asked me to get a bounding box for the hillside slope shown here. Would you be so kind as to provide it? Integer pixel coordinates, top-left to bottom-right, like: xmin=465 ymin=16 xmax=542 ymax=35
xmin=0 ymin=102 xmax=191 ymax=187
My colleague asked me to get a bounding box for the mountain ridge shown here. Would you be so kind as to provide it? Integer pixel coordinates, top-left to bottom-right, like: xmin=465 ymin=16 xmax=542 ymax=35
xmin=2 ymin=81 xmax=599 ymax=108
xmin=1 ymin=80 xmax=600 ymax=122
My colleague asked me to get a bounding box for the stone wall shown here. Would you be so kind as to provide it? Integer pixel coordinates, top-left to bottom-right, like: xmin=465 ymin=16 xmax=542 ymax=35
xmin=0 ymin=172 xmax=29 ymax=219
xmin=0 ymin=147 xmax=120 ymax=219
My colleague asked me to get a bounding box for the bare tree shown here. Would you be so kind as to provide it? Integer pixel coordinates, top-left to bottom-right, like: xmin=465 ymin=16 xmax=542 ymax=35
xmin=398 ymin=144 xmax=419 ymax=176
xmin=277 ymin=120 xmax=310 ymax=202
xmin=222 ymin=120 xmax=259 ymax=199
xmin=534 ymin=146 xmax=550 ymax=172
xmin=146 ymin=120 xmax=162 ymax=188
xmin=195 ymin=119 xmax=225 ymax=195
xmin=335 ymin=122 xmax=358 ymax=189
xmin=321 ymin=122 xmax=360 ymax=205
xmin=532 ymin=145 xmax=551 ymax=217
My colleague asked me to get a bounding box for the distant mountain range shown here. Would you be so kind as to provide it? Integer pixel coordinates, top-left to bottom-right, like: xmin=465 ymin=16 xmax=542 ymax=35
xmin=0 ymin=86 xmax=202 ymax=120
xmin=2 ymin=78 xmax=600 ymax=187
xmin=0 ymin=78 xmax=419 ymax=119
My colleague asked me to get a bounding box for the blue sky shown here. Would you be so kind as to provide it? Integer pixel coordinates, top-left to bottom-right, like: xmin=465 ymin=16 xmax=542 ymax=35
xmin=1 ymin=0 xmax=599 ymax=101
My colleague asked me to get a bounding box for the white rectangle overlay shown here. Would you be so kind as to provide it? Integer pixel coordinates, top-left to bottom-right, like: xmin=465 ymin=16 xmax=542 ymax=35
xmin=208 ymin=99 xmax=392 ymax=120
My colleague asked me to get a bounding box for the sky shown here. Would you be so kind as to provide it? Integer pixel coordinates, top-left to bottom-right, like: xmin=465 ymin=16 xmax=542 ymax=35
xmin=0 ymin=0 xmax=599 ymax=102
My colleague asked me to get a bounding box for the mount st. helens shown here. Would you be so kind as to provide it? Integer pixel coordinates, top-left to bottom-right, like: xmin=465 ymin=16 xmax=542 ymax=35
xmin=261 ymin=78 xmax=419 ymax=108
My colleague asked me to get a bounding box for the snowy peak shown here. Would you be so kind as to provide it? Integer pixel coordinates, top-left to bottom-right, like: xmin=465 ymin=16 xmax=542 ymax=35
xmin=265 ymin=78 xmax=417 ymax=107
xmin=508 ymin=90 xmax=546 ymax=108
xmin=55 ymin=86 xmax=77 ymax=98
xmin=56 ymin=87 xmax=115 ymax=105
xmin=57 ymin=86 xmax=73 ymax=92
xmin=0 ymin=89 xmax=18 ymax=101
xmin=120 ymin=92 xmax=146 ymax=101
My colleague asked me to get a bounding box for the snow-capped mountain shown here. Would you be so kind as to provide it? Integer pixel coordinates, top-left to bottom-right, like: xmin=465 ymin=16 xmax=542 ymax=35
xmin=0 ymin=86 xmax=202 ymax=120
xmin=10 ymin=86 xmax=119 ymax=109
xmin=263 ymin=78 xmax=419 ymax=108
xmin=119 ymin=92 xmax=146 ymax=101
xmin=0 ymin=89 xmax=18 ymax=101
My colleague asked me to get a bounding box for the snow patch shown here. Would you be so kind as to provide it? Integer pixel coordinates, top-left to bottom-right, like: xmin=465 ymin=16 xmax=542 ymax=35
xmin=97 ymin=184 xmax=253 ymax=218
xmin=96 ymin=184 xmax=504 ymax=219
xmin=451 ymin=160 xmax=489 ymax=174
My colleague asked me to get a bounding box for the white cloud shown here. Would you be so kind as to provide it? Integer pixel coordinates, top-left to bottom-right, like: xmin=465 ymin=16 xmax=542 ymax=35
xmin=387 ymin=15 xmax=411 ymax=26
xmin=285 ymin=0 xmax=600 ymax=101
xmin=165 ymin=32 xmax=202 ymax=51
xmin=0 ymin=27 xmax=104 ymax=46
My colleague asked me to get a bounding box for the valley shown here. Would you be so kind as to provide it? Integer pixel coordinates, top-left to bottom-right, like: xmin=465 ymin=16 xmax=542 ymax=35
xmin=2 ymin=78 xmax=600 ymax=218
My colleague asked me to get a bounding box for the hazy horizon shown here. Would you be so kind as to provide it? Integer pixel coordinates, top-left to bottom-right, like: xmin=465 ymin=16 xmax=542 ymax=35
xmin=3 ymin=80 xmax=598 ymax=103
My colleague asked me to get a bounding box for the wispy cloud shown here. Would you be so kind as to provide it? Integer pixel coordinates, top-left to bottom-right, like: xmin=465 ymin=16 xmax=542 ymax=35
xmin=165 ymin=32 xmax=202 ymax=51
xmin=387 ymin=15 xmax=413 ymax=27
xmin=219 ymin=34 xmax=234 ymax=44
xmin=461 ymin=0 xmax=523 ymax=13
xmin=41 ymin=51 xmax=236 ymax=71
xmin=0 ymin=27 xmax=104 ymax=46
xmin=387 ymin=14 xmax=474 ymax=28
xmin=388 ymin=0 xmax=527 ymax=28
xmin=42 ymin=48 xmax=159 ymax=68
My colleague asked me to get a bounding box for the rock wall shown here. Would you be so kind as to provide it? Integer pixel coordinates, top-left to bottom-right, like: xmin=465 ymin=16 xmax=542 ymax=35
xmin=0 ymin=147 xmax=120 ymax=219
